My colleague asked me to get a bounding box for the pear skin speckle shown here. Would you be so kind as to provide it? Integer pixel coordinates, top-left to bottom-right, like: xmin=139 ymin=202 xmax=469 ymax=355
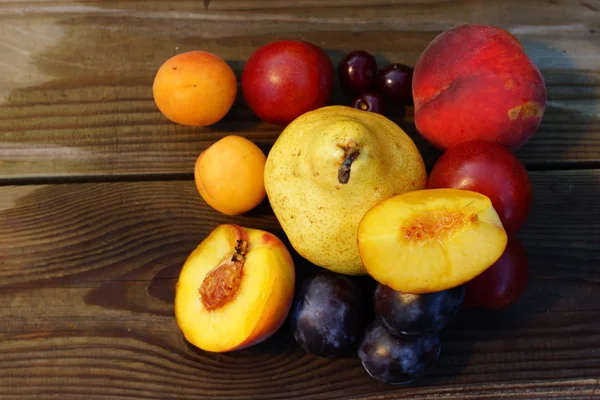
xmin=264 ymin=105 xmax=427 ymax=275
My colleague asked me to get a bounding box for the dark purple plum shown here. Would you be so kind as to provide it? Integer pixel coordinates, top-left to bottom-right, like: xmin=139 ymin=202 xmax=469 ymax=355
xmin=351 ymin=91 xmax=386 ymax=114
xmin=289 ymin=270 xmax=366 ymax=357
xmin=374 ymin=284 xmax=465 ymax=336
xmin=359 ymin=321 xmax=440 ymax=385
xmin=338 ymin=50 xmax=377 ymax=95
xmin=376 ymin=63 xmax=413 ymax=104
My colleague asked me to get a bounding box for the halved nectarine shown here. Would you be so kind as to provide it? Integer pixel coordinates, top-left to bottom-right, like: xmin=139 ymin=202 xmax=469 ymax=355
xmin=357 ymin=188 xmax=508 ymax=294
xmin=175 ymin=224 xmax=295 ymax=352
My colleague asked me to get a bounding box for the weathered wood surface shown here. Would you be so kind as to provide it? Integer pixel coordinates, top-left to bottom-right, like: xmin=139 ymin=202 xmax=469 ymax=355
xmin=0 ymin=170 xmax=599 ymax=399
xmin=0 ymin=0 xmax=599 ymax=180
xmin=1 ymin=1 xmax=599 ymax=399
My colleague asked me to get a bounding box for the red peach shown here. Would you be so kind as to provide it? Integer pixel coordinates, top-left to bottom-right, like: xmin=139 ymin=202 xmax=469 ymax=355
xmin=412 ymin=24 xmax=546 ymax=151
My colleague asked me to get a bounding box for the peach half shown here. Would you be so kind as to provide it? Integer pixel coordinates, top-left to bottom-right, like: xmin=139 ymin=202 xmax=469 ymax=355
xmin=357 ymin=189 xmax=508 ymax=294
xmin=175 ymin=224 xmax=295 ymax=352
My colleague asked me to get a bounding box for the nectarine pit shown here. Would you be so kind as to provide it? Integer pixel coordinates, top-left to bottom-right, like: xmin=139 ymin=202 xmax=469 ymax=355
xmin=403 ymin=210 xmax=478 ymax=245
xmin=199 ymin=239 xmax=248 ymax=311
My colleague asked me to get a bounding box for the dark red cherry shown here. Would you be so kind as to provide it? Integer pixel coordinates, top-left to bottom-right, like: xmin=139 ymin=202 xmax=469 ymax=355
xmin=377 ymin=63 xmax=413 ymax=104
xmin=338 ymin=50 xmax=377 ymax=95
xmin=351 ymin=91 xmax=386 ymax=114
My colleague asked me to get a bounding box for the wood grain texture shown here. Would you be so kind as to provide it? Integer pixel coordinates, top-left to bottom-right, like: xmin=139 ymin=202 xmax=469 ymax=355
xmin=1 ymin=0 xmax=599 ymax=180
xmin=0 ymin=169 xmax=599 ymax=399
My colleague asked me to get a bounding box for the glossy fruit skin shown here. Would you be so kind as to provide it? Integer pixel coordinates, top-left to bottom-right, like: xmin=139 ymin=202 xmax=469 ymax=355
xmin=338 ymin=50 xmax=377 ymax=94
xmin=358 ymin=321 xmax=441 ymax=385
xmin=289 ymin=270 xmax=366 ymax=357
xmin=351 ymin=91 xmax=386 ymax=114
xmin=427 ymin=140 xmax=532 ymax=235
xmin=374 ymin=284 xmax=465 ymax=336
xmin=465 ymin=236 xmax=529 ymax=310
xmin=241 ymin=40 xmax=334 ymax=125
xmin=376 ymin=63 xmax=413 ymax=104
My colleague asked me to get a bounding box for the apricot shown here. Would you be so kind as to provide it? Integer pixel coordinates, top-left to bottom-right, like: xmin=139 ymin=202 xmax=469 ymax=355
xmin=153 ymin=51 xmax=237 ymax=126
xmin=357 ymin=188 xmax=508 ymax=294
xmin=194 ymin=135 xmax=266 ymax=216
xmin=412 ymin=24 xmax=546 ymax=150
xmin=174 ymin=224 xmax=295 ymax=352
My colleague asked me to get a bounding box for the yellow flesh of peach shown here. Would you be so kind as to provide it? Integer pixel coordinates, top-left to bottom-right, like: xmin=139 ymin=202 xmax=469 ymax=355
xmin=357 ymin=189 xmax=508 ymax=294
xmin=175 ymin=225 xmax=294 ymax=352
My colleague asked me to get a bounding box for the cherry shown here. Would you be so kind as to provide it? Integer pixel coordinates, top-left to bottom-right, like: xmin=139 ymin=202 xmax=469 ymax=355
xmin=338 ymin=50 xmax=377 ymax=95
xmin=376 ymin=63 xmax=413 ymax=104
xmin=352 ymin=91 xmax=386 ymax=114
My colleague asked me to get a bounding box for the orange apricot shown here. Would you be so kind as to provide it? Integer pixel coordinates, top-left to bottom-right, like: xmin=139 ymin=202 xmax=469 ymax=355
xmin=153 ymin=51 xmax=237 ymax=126
xmin=194 ymin=135 xmax=266 ymax=216
xmin=174 ymin=224 xmax=295 ymax=352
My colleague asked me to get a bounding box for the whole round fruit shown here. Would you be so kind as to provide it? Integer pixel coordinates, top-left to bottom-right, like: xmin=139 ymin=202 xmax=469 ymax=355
xmin=374 ymin=284 xmax=465 ymax=336
xmin=289 ymin=270 xmax=366 ymax=357
xmin=338 ymin=50 xmax=377 ymax=94
xmin=153 ymin=51 xmax=237 ymax=126
xmin=264 ymin=105 xmax=427 ymax=275
xmin=351 ymin=91 xmax=386 ymax=114
xmin=194 ymin=135 xmax=266 ymax=216
xmin=465 ymin=236 xmax=529 ymax=310
xmin=241 ymin=40 xmax=334 ymax=125
xmin=412 ymin=24 xmax=546 ymax=150
xmin=358 ymin=321 xmax=441 ymax=385
xmin=376 ymin=63 xmax=413 ymax=104
xmin=427 ymin=140 xmax=532 ymax=235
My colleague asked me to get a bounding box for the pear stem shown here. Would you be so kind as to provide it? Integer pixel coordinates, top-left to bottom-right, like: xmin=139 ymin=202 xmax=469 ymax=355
xmin=337 ymin=148 xmax=360 ymax=184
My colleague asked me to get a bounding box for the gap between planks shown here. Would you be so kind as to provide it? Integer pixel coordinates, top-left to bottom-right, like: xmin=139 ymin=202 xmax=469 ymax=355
xmin=2 ymin=163 xmax=600 ymax=187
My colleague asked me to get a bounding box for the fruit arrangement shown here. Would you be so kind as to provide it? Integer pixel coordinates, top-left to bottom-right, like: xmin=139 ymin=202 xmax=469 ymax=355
xmin=154 ymin=24 xmax=544 ymax=385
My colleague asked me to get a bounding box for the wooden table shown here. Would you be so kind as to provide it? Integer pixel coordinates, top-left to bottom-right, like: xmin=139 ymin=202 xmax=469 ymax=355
xmin=1 ymin=1 xmax=599 ymax=399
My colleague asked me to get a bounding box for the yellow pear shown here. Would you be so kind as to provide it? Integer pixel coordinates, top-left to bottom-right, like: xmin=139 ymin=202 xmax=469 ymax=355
xmin=264 ymin=105 xmax=427 ymax=275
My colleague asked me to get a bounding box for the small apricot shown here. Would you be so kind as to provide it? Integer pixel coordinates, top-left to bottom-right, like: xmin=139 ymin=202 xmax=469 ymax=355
xmin=153 ymin=51 xmax=237 ymax=126
xmin=174 ymin=224 xmax=295 ymax=352
xmin=194 ymin=135 xmax=266 ymax=216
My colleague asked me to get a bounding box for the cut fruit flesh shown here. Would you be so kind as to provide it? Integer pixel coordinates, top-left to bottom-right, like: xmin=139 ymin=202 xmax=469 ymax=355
xmin=357 ymin=189 xmax=508 ymax=294
xmin=175 ymin=225 xmax=294 ymax=352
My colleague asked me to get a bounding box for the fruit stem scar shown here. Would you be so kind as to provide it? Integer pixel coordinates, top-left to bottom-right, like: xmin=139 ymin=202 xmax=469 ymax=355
xmin=199 ymin=239 xmax=248 ymax=311
xmin=338 ymin=147 xmax=360 ymax=184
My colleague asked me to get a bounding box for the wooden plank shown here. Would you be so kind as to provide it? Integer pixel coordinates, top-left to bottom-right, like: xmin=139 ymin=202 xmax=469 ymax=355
xmin=1 ymin=0 xmax=599 ymax=180
xmin=0 ymin=169 xmax=598 ymax=399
